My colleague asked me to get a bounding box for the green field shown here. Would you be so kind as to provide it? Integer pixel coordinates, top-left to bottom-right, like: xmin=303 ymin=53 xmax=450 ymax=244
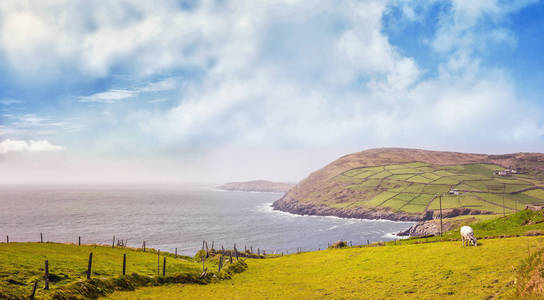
xmin=111 ymin=239 xmax=544 ymax=299
xmin=334 ymin=162 xmax=544 ymax=215
xmin=107 ymin=210 xmax=544 ymax=299
xmin=4 ymin=211 xmax=544 ymax=299
xmin=0 ymin=243 xmax=244 ymax=299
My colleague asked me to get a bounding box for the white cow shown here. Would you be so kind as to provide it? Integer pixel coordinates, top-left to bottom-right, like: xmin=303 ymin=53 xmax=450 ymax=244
xmin=460 ymin=226 xmax=477 ymax=247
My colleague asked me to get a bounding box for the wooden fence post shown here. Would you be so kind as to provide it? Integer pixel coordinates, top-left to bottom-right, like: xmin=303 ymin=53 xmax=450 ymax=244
xmin=112 ymin=236 xmax=115 ymax=248
xmin=29 ymin=280 xmax=38 ymax=299
xmin=175 ymin=248 xmax=177 ymax=258
xmin=44 ymin=260 xmax=49 ymax=290
xmin=6 ymin=235 xmax=8 ymax=243
xmin=40 ymin=232 xmax=43 ymax=243
xmin=78 ymin=236 xmax=81 ymax=246
xmin=229 ymin=251 xmax=233 ymax=263
xmin=163 ymin=257 xmax=166 ymax=276
xmin=157 ymin=250 xmax=160 ymax=276
xmin=143 ymin=241 xmax=146 ymax=252
xmin=123 ymin=254 xmax=126 ymax=275
xmin=218 ymin=255 xmax=223 ymax=272
xmin=87 ymin=252 xmax=93 ymax=279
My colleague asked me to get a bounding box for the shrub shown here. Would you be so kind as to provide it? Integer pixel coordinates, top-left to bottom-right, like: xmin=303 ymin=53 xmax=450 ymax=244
xmin=329 ymin=241 xmax=348 ymax=248
xmin=194 ymin=249 xmax=207 ymax=261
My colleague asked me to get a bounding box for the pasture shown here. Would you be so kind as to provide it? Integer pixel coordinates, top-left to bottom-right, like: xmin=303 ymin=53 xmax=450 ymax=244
xmin=335 ymin=162 xmax=544 ymax=215
xmin=110 ymin=236 xmax=544 ymax=299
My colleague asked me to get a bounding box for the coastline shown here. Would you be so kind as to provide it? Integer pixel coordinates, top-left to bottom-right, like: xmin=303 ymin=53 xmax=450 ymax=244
xmin=272 ymin=197 xmax=429 ymax=222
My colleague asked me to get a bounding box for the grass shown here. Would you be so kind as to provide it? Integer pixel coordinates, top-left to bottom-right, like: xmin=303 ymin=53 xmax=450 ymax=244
xmin=331 ymin=161 xmax=544 ymax=216
xmin=109 ymin=237 xmax=544 ymax=299
xmin=403 ymin=210 xmax=544 ymax=244
xmin=0 ymin=243 xmax=243 ymax=299
xmin=105 ymin=210 xmax=544 ymax=299
xmin=4 ymin=211 xmax=544 ymax=299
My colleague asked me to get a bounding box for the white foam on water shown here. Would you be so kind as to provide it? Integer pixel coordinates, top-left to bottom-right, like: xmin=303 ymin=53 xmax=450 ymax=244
xmin=383 ymin=232 xmax=410 ymax=240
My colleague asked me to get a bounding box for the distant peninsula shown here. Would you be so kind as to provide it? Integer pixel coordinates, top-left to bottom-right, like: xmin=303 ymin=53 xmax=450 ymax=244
xmin=273 ymin=148 xmax=544 ymax=221
xmin=218 ymin=180 xmax=294 ymax=193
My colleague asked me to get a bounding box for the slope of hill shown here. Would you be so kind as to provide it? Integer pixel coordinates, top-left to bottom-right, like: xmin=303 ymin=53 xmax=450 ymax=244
xmin=109 ymin=210 xmax=544 ymax=299
xmin=0 ymin=243 xmax=244 ymax=299
xmin=273 ymin=148 xmax=544 ymax=221
xmin=218 ymin=180 xmax=294 ymax=193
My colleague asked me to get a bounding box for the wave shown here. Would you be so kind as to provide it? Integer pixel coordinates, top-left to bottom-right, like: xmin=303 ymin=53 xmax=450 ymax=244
xmin=257 ymin=202 xmax=414 ymax=224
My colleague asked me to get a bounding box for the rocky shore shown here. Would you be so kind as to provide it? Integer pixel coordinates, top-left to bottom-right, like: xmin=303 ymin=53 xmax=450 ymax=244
xmin=272 ymin=196 xmax=428 ymax=221
xmin=273 ymin=196 xmax=494 ymax=236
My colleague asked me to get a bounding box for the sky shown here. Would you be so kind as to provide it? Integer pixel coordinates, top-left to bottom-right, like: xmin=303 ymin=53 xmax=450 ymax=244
xmin=0 ymin=0 xmax=543 ymax=183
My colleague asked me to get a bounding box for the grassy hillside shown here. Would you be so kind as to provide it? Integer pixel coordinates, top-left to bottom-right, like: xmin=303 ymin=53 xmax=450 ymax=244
xmin=274 ymin=149 xmax=544 ymax=220
xmin=109 ymin=210 xmax=544 ymax=299
xmin=0 ymin=243 xmax=244 ymax=299
xmin=110 ymin=237 xmax=543 ymax=299
xmin=4 ymin=211 xmax=544 ymax=299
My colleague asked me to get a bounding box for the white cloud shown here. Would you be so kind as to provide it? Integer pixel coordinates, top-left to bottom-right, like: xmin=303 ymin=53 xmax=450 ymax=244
xmin=78 ymin=78 xmax=179 ymax=103
xmin=0 ymin=0 xmax=542 ymax=183
xmin=78 ymin=89 xmax=137 ymax=103
xmin=0 ymin=98 xmax=22 ymax=105
xmin=0 ymin=139 xmax=64 ymax=154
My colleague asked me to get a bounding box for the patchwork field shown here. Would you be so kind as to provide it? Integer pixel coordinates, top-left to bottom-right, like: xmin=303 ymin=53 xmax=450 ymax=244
xmin=322 ymin=162 xmax=544 ymax=215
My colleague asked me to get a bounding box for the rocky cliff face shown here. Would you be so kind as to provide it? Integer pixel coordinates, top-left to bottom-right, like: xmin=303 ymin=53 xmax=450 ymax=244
xmin=271 ymin=198 xmax=428 ymax=221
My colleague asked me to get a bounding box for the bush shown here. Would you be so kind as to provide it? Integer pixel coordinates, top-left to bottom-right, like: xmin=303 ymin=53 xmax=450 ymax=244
xmin=194 ymin=249 xmax=207 ymax=261
xmin=329 ymin=241 xmax=348 ymax=248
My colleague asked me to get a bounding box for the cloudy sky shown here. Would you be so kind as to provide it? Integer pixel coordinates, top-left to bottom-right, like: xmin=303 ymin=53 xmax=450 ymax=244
xmin=0 ymin=0 xmax=543 ymax=183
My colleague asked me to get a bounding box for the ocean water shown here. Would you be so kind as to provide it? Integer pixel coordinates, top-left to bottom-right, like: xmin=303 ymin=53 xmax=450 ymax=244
xmin=0 ymin=184 xmax=413 ymax=255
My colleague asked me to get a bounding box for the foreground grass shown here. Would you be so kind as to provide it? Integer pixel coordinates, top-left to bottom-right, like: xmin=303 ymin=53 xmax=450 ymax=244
xmin=0 ymin=243 xmax=231 ymax=299
xmin=111 ymin=236 xmax=544 ymax=299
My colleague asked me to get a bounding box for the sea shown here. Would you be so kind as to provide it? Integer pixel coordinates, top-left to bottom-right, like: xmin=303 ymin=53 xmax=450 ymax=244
xmin=0 ymin=184 xmax=413 ymax=255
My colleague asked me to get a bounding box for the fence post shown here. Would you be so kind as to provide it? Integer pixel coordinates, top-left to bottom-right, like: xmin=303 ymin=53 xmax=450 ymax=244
xmin=112 ymin=236 xmax=115 ymax=248
xmin=175 ymin=248 xmax=177 ymax=258
xmin=29 ymin=280 xmax=38 ymax=299
xmin=123 ymin=254 xmax=126 ymax=275
xmin=78 ymin=236 xmax=81 ymax=246
xmin=87 ymin=252 xmax=93 ymax=279
xmin=40 ymin=232 xmax=43 ymax=243
xmin=367 ymin=240 xmax=369 ymax=245
xmin=157 ymin=250 xmax=160 ymax=276
xmin=163 ymin=257 xmax=166 ymax=276
xmin=143 ymin=241 xmax=146 ymax=252
xmin=6 ymin=235 xmax=8 ymax=243
xmin=44 ymin=260 xmax=49 ymax=290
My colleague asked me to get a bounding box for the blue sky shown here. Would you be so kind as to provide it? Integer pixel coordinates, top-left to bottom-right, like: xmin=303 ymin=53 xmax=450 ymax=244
xmin=0 ymin=0 xmax=543 ymax=183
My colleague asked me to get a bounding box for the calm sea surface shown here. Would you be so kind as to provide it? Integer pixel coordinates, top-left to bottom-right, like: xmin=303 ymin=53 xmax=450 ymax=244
xmin=0 ymin=184 xmax=413 ymax=255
